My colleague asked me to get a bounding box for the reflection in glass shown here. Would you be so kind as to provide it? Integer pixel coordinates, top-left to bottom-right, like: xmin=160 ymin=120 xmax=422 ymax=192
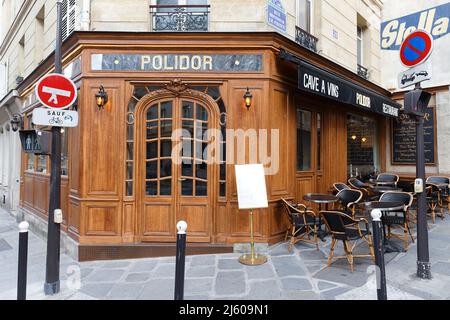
xmin=147 ymin=123 xmax=158 ymax=139
xmin=147 ymin=104 xmax=158 ymax=120
xmin=160 ymin=120 xmax=172 ymax=137
xmin=182 ymin=179 xmax=193 ymax=196
xmin=160 ymin=101 xmax=172 ymax=119
xmin=160 ymin=159 xmax=172 ymax=177
xmin=160 ymin=140 xmax=172 ymax=157
xmin=160 ymin=179 xmax=171 ymax=195
xmin=126 ymin=181 xmax=133 ymax=196
xmin=126 ymin=162 xmax=133 ymax=180
xmin=182 ymin=120 xmax=194 ymax=137
xmin=196 ymin=181 xmax=207 ymax=196
xmin=182 ymin=101 xmax=194 ymax=119
xmin=127 ymin=142 xmax=133 ymax=160
xmin=196 ymin=105 xmax=208 ymax=121
xmin=296 ymin=109 xmax=312 ymax=171
xmin=196 ymin=162 xmax=207 ymax=180
xmin=182 ymin=161 xmax=193 ymax=176
xmin=146 ymin=161 xmax=157 ymax=179
xmin=146 ymin=181 xmax=157 ymax=196
xmin=147 ymin=142 xmax=158 ymax=159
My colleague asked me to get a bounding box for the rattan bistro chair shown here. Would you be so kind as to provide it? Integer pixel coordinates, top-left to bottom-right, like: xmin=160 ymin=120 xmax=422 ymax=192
xmin=280 ymin=199 xmax=319 ymax=252
xmin=333 ymin=182 xmax=350 ymax=193
xmin=376 ymin=173 xmax=399 ymax=188
xmin=426 ymin=176 xmax=450 ymax=213
xmin=348 ymin=178 xmax=377 ymax=201
xmin=426 ymin=183 xmax=445 ymax=223
xmin=320 ymin=211 xmax=374 ymax=272
xmin=379 ymin=191 xmax=414 ymax=251
xmin=336 ymin=189 xmax=363 ymax=218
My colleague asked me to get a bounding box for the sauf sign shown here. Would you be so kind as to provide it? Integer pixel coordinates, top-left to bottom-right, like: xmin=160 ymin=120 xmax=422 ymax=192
xmin=381 ymin=3 xmax=450 ymax=50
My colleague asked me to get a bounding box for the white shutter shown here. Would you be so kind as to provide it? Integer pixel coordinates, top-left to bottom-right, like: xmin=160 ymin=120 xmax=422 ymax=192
xmin=61 ymin=0 xmax=76 ymax=41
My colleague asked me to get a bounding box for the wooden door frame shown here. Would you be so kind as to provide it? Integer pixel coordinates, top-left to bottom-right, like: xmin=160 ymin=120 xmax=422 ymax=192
xmin=134 ymin=84 xmax=221 ymax=242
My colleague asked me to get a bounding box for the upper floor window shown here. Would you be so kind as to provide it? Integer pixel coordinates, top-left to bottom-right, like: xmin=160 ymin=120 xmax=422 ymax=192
xmin=297 ymin=0 xmax=312 ymax=33
xmin=357 ymin=26 xmax=363 ymax=66
xmin=150 ymin=0 xmax=209 ymax=32
xmin=61 ymin=0 xmax=76 ymax=41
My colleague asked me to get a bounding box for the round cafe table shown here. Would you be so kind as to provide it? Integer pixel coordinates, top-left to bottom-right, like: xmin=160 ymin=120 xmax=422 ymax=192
xmin=303 ymin=193 xmax=339 ymax=241
xmin=358 ymin=201 xmax=406 ymax=253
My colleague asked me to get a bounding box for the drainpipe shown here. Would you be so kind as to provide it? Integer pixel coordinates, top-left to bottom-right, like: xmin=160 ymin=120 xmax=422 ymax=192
xmin=80 ymin=0 xmax=91 ymax=31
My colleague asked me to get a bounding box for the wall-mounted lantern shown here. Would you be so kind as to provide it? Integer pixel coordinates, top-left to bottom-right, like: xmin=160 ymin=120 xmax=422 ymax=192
xmin=10 ymin=113 xmax=23 ymax=132
xmin=95 ymin=85 xmax=108 ymax=110
xmin=243 ymin=87 xmax=253 ymax=111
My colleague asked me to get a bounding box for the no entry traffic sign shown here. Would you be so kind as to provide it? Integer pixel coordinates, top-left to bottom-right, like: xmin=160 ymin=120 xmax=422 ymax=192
xmin=400 ymin=30 xmax=433 ymax=68
xmin=35 ymin=73 xmax=77 ymax=109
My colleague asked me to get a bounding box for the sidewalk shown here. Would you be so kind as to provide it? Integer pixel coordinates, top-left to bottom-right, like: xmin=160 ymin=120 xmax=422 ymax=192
xmin=0 ymin=208 xmax=449 ymax=300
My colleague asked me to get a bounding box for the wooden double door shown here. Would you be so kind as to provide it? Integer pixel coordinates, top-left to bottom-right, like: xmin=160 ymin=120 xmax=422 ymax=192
xmin=138 ymin=95 xmax=218 ymax=242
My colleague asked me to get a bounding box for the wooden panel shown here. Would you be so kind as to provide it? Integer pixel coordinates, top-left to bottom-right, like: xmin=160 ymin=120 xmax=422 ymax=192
xmin=142 ymin=203 xmax=172 ymax=236
xmin=86 ymin=85 xmax=121 ymax=196
xmin=33 ymin=174 xmax=49 ymax=215
xmin=295 ymin=174 xmax=314 ymax=204
xmin=123 ymin=203 xmax=134 ymax=236
xmin=270 ymin=201 xmax=288 ymax=237
xmin=178 ymin=203 xmax=209 ymax=240
xmin=69 ymin=107 xmax=81 ymax=195
xmin=23 ymin=174 xmax=34 ymax=208
xmin=68 ymin=199 xmax=80 ymax=236
xmin=86 ymin=204 xmax=119 ymax=236
xmin=61 ymin=177 xmax=69 ymax=227
xmin=229 ymin=203 xmax=263 ymax=237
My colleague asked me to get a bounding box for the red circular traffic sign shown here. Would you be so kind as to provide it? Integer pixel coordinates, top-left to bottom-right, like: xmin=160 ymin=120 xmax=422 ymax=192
xmin=400 ymin=30 xmax=433 ymax=68
xmin=35 ymin=73 xmax=77 ymax=109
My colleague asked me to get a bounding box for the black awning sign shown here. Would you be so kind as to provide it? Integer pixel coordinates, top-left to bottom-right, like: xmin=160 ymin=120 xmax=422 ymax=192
xmin=298 ymin=60 xmax=400 ymax=117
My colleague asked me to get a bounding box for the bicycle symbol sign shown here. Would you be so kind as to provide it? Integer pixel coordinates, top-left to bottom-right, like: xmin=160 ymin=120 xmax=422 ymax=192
xmin=32 ymin=107 xmax=79 ymax=127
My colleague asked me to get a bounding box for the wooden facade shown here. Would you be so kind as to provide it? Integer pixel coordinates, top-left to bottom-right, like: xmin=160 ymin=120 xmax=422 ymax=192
xmin=17 ymin=32 xmax=396 ymax=260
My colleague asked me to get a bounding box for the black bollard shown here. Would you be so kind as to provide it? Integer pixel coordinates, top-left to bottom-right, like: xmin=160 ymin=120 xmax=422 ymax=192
xmin=371 ymin=209 xmax=387 ymax=300
xmin=174 ymin=221 xmax=187 ymax=300
xmin=17 ymin=221 xmax=29 ymax=300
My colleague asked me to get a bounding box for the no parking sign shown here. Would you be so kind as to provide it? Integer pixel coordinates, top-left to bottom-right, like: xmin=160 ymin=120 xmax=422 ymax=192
xmin=399 ymin=30 xmax=433 ymax=68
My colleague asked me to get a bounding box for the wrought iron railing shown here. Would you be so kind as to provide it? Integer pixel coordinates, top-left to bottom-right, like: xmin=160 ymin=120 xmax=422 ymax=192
xmin=150 ymin=5 xmax=210 ymax=32
xmin=295 ymin=26 xmax=318 ymax=52
xmin=357 ymin=64 xmax=369 ymax=79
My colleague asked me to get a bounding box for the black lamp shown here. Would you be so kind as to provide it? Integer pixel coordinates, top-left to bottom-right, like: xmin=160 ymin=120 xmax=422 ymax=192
xmin=10 ymin=113 xmax=23 ymax=132
xmin=95 ymin=85 xmax=108 ymax=110
xmin=243 ymin=87 xmax=253 ymax=110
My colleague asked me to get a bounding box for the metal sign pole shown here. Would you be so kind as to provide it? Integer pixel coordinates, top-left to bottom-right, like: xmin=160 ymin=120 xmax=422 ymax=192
xmin=44 ymin=0 xmax=63 ymax=295
xmin=415 ymin=83 xmax=431 ymax=279
xmin=371 ymin=209 xmax=387 ymax=300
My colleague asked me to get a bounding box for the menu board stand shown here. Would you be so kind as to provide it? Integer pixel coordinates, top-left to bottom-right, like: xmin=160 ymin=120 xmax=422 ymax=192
xmin=235 ymin=164 xmax=268 ymax=266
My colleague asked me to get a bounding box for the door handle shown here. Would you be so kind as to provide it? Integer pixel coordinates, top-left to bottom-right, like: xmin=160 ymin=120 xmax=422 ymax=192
xmin=178 ymin=178 xmax=187 ymax=182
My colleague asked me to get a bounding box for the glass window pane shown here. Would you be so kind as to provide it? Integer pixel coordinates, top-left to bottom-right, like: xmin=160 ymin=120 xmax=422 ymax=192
xmin=147 ymin=141 xmax=158 ymax=159
xmin=160 ymin=120 xmax=172 ymax=137
xmin=36 ymin=155 xmax=47 ymax=173
xmin=196 ymin=181 xmax=207 ymax=196
xmin=160 ymin=159 xmax=172 ymax=177
xmin=297 ymin=109 xmax=312 ymax=171
xmin=160 ymin=101 xmax=172 ymax=119
xmin=147 ymin=104 xmax=158 ymax=120
xmin=182 ymin=120 xmax=194 ymax=137
xmin=182 ymin=101 xmax=194 ymax=119
xmin=146 ymin=161 xmax=157 ymax=179
xmin=147 ymin=122 xmax=158 ymax=139
xmin=160 ymin=140 xmax=172 ymax=157
xmin=220 ymin=163 xmax=226 ymax=180
xmin=220 ymin=182 xmax=226 ymax=197
xmin=127 ymin=142 xmax=133 ymax=160
xmin=196 ymin=104 xmax=208 ymax=121
xmin=27 ymin=154 xmax=35 ymax=171
xmin=126 ymin=162 xmax=133 ymax=180
xmin=182 ymin=161 xmax=193 ymax=177
xmin=297 ymin=0 xmax=311 ymax=32
xmin=182 ymin=179 xmax=193 ymax=196
xmin=196 ymin=121 xmax=207 ymax=141
xmin=160 ymin=179 xmax=171 ymax=195
xmin=182 ymin=138 xmax=193 ymax=158
xmin=196 ymin=162 xmax=207 ymax=180
xmin=317 ymin=113 xmax=321 ymax=171
xmin=61 ymin=129 xmax=68 ymax=176
xmin=126 ymin=181 xmax=133 ymax=196
xmin=146 ymin=181 xmax=157 ymax=196
xmin=127 ymin=125 xmax=134 ymax=141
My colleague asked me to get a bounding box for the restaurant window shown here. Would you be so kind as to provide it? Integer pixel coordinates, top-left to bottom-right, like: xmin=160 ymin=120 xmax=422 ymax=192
xmin=36 ymin=155 xmax=47 ymax=173
xmin=297 ymin=0 xmax=312 ymax=32
xmin=317 ymin=113 xmax=321 ymax=170
xmin=347 ymin=114 xmax=379 ymax=180
xmin=297 ymin=109 xmax=312 ymax=171
xmin=26 ymin=114 xmax=35 ymax=172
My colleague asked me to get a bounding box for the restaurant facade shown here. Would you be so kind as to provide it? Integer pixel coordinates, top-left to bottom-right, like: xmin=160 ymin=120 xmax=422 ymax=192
xmin=15 ymin=31 xmax=401 ymax=260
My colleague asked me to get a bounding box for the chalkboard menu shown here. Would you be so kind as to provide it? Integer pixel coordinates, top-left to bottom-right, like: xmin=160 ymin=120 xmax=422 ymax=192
xmin=392 ymin=107 xmax=436 ymax=164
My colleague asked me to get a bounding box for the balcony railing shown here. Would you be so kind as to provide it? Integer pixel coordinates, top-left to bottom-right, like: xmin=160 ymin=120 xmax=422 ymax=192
xmin=295 ymin=26 xmax=318 ymax=52
xmin=357 ymin=64 xmax=369 ymax=79
xmin=149 ymin=5 xmax=210 ymax=32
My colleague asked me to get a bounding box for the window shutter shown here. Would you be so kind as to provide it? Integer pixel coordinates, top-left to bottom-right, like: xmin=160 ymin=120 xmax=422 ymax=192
xmin=61 ymin=0 xmax=76 ymax=41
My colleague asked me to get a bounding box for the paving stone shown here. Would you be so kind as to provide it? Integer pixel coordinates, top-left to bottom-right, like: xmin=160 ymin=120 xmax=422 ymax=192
xmin=186 ymin=266 xmax=215 ymax=278
xmin=215 ymin=271 xmax=246 ymax=295
xmin=317 ymin=281 xmax=337 ymax=291
xmin=218 ymin=258 xmax=244 ymax=270
xmin=190 ymin=255 xmax=216 ymax=267
xmin=107 ymin=283 xmax=144 ymax=299
xmin=152 ymin=263 xmax=175 ymax=277
xmin=129 ymin=260 xmax=158 ymax=272
xmin=314 ymin=267 xmax=369 ymax=288
xmin=185 ymin=278 xmax=214 ymax=295
xmin=305 ymin=264 xmax=326 ymax=274
xmin=280 ymin=277 xmax=313 ymax=291
xmin=80 ymin=283 xmax=114 ymax=298
xmin=245 ymin=264 xmax=276 ymax=280
xmin=281 ymin=290 xmax=321 ymax=300
xmin=246 ymin=280 xmax=281 ymax=299
xmin=271 ymin=256 xmax=306 ymax=277
xmin=125 ymin=272 xmax=151 ymax=282
xmin=84 ymin=269 xmax=125 ymax=283
xmin=320 ymin=286 xmax=354 ymax=300
xmin=99 ymin=260 xmax=132 ymax=269
xmin=298 ymin=249 xmax=327 ymax=261
xmin=139 ymin=279 xmax=174 ymax=299
xmin=268 ymin=242 xmax=294 ymax=256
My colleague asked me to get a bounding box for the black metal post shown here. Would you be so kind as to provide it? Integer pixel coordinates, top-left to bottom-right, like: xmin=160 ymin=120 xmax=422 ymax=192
xmin=371 ymin=209 xmax=387 ymax=300
xmin=17 ymin=221 xmax=29 ymax=300
xmin=174 ymin=221 xmax=187 ymax=300
xmin=44 ymin=1 xmax=63 ymax=295
xmin=415 ymin=83 xmax=431 ymax=279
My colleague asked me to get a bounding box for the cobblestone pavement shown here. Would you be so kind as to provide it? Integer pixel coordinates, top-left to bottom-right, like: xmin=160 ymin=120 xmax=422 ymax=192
xmin=1 ymin=208 xmax=449 ymax=300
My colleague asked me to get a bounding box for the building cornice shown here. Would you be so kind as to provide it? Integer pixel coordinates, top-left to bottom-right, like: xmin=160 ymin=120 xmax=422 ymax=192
xmin=0 ymin=0 xmax=36 ymax=57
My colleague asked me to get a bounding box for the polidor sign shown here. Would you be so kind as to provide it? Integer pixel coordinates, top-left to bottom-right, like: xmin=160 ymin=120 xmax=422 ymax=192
xmin=381 ymin=3 xmax=449 ymax=50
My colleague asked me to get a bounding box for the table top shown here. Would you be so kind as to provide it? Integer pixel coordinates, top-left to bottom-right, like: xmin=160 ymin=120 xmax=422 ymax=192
xmin=358 ymin=201 xmax=405 ymax=211
xmin=303 ymin=193 xmax=339 ymax=204
xmin=369 ymin=186 xmax=403 ymax=193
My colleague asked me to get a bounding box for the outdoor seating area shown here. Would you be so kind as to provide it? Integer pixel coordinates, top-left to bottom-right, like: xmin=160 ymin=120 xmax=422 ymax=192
xmin=281 ymin=174 xmax=450 ymax=272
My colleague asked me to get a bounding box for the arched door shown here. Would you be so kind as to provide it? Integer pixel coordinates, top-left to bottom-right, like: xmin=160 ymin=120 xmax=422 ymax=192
xmin=138 ymin=95 xmax=218 ymax=242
